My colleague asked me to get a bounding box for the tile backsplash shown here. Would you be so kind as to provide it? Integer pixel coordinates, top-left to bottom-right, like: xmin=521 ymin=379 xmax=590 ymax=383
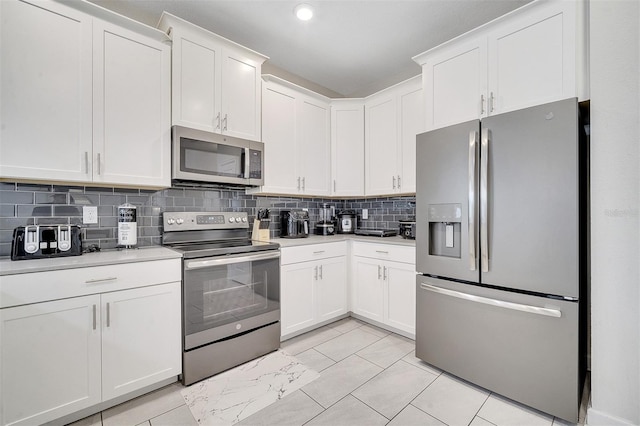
xmin=0 ymin=182 xmax=415 ymax=257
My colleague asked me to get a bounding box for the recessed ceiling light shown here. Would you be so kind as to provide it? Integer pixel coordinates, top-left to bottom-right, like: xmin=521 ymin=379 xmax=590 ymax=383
xmin=294 ymin=4 xmax=314 ymax=21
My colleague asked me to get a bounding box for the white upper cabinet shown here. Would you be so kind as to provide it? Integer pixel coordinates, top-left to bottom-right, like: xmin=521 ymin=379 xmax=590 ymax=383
xmin=414 ymin=0 xmax=588 ymax=131
xmin=158 ymin=13 xmax=267 ymax=142
xmin=0 ymin=0 xmax=171 ymax=188
xmin=92 ymin=20 xmax=171 ymax=187
xmin=365 ymin=76 xmax=423 ymax=196
xmin=0 ymin=0 xmax=93 ymax=183
xmin=330 ymin=100 xmax=365 ymax=197
xmin=255 ymin=76 xmax=331 ymax=196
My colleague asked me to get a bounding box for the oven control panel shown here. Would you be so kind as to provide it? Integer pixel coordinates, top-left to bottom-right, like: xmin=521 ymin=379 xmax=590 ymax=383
xmin=163 ymin=211 xmax=249 ymax=232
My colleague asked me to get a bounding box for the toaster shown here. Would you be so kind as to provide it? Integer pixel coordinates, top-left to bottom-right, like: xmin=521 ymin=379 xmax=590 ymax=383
xmin=11 ymin=225 xmax=82 ymax=260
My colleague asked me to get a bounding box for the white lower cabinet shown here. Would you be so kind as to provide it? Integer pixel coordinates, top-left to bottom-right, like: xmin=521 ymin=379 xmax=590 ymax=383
xmin=352 ymin=242 xmax=416 ymax=336
xmin=0 ymin=260 xmax=181 ymax=426
xmin=280 ymin=243 xmax=347 ymax=339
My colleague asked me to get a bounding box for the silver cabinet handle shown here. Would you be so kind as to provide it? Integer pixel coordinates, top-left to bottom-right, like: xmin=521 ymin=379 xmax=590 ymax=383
xmin=223 ymin=114 xmax=228 ymax=131
xmin=480 ymin=94 xmax=485 ymax=115
xmin=313 ymin=250 xmax=325 ymax=254
xmin=106 ymin=302 xmax=111 ymax=327
xmin=333 ymin=180 xmax=336 ymax=193
xmin=92 ymin=304 xmax=97 ymax=330
xmin=397 ymin=175 xmax=401 ymax=189
xmin=314 ymin=265 xmax=318 ymax=280
xmin=383 ymin=266 xmax=387 ymax=281
xmin=468 ymin=131 xmax=478 ymax=271
xmin=375 ymin=250 xmax=389 ymax=254
xmin=297 ymin=177 xmax=301 ymax=190
xmin=392 ymin=176 xmax=396 ymax=189
xmin=378 ymin=265 xmax=382 ymax=279
xmin=319 ymin=265 xmax=323 ymax=280
xmin=85 ymin=151 xmax=89 ymax=174
xmin=480 ymin=128 xmax=490 ymax=273
xmin=216 ymin=112 xmax=221 ymax=130
xmin=302 ymin=177 xmax=305 ymax=191
xmin=489 ymin=92 xmax=495 ymax=113
xmin=420 ymin=283 xmax=562 ymax=318
xmin=97 ymin=153 xmax=101 ymax=175
xmin=85 ymin=277 xmax=118 ymax=284
xmin=185 ymin=251 xmax=280 ymax=270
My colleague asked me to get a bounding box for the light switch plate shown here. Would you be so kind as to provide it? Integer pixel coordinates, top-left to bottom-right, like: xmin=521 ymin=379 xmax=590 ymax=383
xmin=362 ymin=209 xmax=368 ymax=220
xmin=83 ymin=206 xmax=98 ymax=224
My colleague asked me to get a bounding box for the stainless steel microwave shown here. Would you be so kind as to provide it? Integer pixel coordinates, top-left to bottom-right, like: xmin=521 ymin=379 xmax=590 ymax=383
xmin=172 ymin=126 xmax=264 ymax=186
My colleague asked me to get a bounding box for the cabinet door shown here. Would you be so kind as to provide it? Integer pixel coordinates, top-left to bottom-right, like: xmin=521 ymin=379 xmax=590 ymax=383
xmin=385 ymin=261 xmax=416 ymax=335
xmin=171 ymin=28 xmax=222 ymax=132
xmin=299 ymin=97 xmax=331 ymax=196
xmin=221 ymin=50 xmax=262 ymax=141
xmin=487 ymin=1 xmax=576 ymax=115
xmin=101 ymin=282 xmax=181 ymax=400
xmin=316 ymin=257 xmax=347 ymax=322
xmin=93 ymin=21 xmax=171 ymax=188
xmin=0 ymin=0 xmax=93 ymax=182
xmin=331 ymin=101 xmax=364 ymax=196
xmin=0 ymin=296 xmax=101 ymax=426
xmin=261 ymin=84 xmax=298 ymax=194
xmin=365 ymin=94 xmax=398 ymax=195
xmin=352 ymin=257 xmax=384 ymax=322
xmin=423 ymin=38 xmax=487 ymax=131
xmin=398 ymin=82 xmax=423 ymax=193
xmin=281 ymin=263 xmax=315 ymax=337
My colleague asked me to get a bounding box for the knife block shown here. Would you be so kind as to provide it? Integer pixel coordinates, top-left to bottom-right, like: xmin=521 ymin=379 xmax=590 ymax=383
xmin=252 ymin=219 xmax=270 ymax=242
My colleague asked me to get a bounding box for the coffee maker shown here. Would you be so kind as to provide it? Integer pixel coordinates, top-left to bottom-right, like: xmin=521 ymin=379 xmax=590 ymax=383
xmin=315 ymin=203 xmax=335 ymax=235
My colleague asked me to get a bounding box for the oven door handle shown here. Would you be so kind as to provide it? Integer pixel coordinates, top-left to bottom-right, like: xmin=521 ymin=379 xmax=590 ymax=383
xmin=184 ymin=251 xmax=280 ymax=270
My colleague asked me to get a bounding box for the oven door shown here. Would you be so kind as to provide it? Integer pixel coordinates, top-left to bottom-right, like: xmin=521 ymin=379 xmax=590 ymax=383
xmin=182 ymin=250 xmax=280 ymax=350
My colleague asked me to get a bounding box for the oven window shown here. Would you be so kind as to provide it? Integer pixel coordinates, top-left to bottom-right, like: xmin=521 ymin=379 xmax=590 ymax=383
xmin=180 ymin=137 xmax=244 ymax=178
xmin=183 ymin=255 xmax=280 ymax=337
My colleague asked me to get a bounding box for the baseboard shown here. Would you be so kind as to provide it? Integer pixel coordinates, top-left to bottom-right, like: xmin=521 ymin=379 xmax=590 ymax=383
xmin=587 ymin=408 xmax=637 ymax=426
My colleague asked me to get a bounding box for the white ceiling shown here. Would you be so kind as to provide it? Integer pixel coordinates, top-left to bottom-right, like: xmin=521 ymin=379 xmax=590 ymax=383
xmin=88 ymin=0 xmax=533 ymax=97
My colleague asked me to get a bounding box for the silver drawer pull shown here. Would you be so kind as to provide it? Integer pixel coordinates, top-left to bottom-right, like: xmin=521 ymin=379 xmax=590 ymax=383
xmin=313 ymin=250 xmax=325 ymax=254
xmin=375 ymin=250 xmax=388 ymax=254
xmin=185 ymin=251 xmax=280 ymax=270
xmin=85 ymin=277 xmax=118 ymax=284
xmin=420 ymin=283 xmax=562 ymax=318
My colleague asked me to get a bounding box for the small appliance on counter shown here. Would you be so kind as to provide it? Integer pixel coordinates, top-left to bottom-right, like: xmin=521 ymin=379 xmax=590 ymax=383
xmin=354 ymin=228 xmax=398 ymax=237
xmin=399 ymin=219 xmax=416 ymax=239
xmin=336 ymin=210 xmax=357 ymax=234
xmin=280 ymin=210 xmax=309 ymax=238
xmin=11 ymin=225 xmax=82 ymax=260
xmin=315 ymin=203 xmax=336 ymax=235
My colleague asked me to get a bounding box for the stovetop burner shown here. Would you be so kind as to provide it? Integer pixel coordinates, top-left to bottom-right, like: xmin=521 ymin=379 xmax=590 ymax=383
xmin=162 ymin=211 xmax=279 ymax=258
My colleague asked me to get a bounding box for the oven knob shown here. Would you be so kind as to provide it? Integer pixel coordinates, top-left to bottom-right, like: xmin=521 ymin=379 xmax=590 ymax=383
xmin=229 ymin=217 xmax=235 ymax=223
xmin=176 ymin=218 xmax=184 ymax=225
xmin=235 ymin=217 xmax=242 ymax=222
xmin=241 ymin=217 xmax=247 ymax=223
xmin=167 ymin=218 xmax=175 ymax=225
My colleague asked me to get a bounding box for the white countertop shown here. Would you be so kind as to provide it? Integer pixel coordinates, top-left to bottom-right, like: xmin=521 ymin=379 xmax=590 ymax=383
xmin=0 ymin=246 xmax=182 ymax=276
xmin=272 ymin=234 xmax=416 ymax=248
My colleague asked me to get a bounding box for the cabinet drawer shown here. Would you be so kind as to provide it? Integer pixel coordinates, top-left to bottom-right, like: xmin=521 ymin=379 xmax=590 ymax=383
xmin=352 ymin=242 xmax=415 ymax=264
xmin=281 ymin=242 xmax=347 ymax=265
xmin=0 ymin=259 xmax=182 ymax=308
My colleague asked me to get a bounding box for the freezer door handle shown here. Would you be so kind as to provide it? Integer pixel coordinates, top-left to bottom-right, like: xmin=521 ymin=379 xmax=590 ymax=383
xmin=468 ymin=131 xmax=478 ymax=271
xmin=420 ymin=283 xmax=562 ymax=318
xmin=480 ymin=128 xmax=490 ymax=273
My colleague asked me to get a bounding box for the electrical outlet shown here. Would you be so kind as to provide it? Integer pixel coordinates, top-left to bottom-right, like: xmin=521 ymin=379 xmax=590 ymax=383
xmin=362 ymin=209 xmax=368 ymax=220
xmin=83 ymin=206 xmax=98 ymax=224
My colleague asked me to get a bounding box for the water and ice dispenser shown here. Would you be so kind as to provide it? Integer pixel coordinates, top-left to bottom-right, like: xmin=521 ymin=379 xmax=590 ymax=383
xmin=428 ymin=204 xmax=462 ymax=258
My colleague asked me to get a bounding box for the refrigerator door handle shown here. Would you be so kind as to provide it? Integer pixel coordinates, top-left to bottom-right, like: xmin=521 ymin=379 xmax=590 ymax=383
xmin=480 ymin=128 xmax=490 ymax=273
xmin=419 ymin=283 xmax=562 ymax=318
xmin=468 ymin=131 xmax=478 ymax=271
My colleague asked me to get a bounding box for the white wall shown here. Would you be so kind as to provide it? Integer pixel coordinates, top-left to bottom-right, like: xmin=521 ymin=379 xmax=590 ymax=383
xmin=587 ymin=0 xmax=640 ymax=425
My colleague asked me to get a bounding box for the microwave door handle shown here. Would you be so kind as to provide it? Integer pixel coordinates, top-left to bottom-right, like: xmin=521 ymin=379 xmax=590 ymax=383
xmin=244 ymin=147 xmax=250 ymax=179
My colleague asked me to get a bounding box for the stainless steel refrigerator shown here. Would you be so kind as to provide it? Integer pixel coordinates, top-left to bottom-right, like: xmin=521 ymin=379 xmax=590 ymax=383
xmin=415 ymin=97 xmax=588 ymax=422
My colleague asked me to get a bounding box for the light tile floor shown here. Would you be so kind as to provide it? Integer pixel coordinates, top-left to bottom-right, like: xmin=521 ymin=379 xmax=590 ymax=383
xmin=72 ymin=318 xmax=587 ymax=426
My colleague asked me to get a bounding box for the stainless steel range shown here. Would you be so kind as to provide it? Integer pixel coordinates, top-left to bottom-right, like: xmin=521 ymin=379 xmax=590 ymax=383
xmin=162 ymin=211 xmax=281 ymax=386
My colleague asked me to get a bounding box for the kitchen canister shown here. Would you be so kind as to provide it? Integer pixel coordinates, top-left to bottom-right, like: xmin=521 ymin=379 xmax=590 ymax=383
xmin=117 ymin=203 xmax=137 ymax=247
